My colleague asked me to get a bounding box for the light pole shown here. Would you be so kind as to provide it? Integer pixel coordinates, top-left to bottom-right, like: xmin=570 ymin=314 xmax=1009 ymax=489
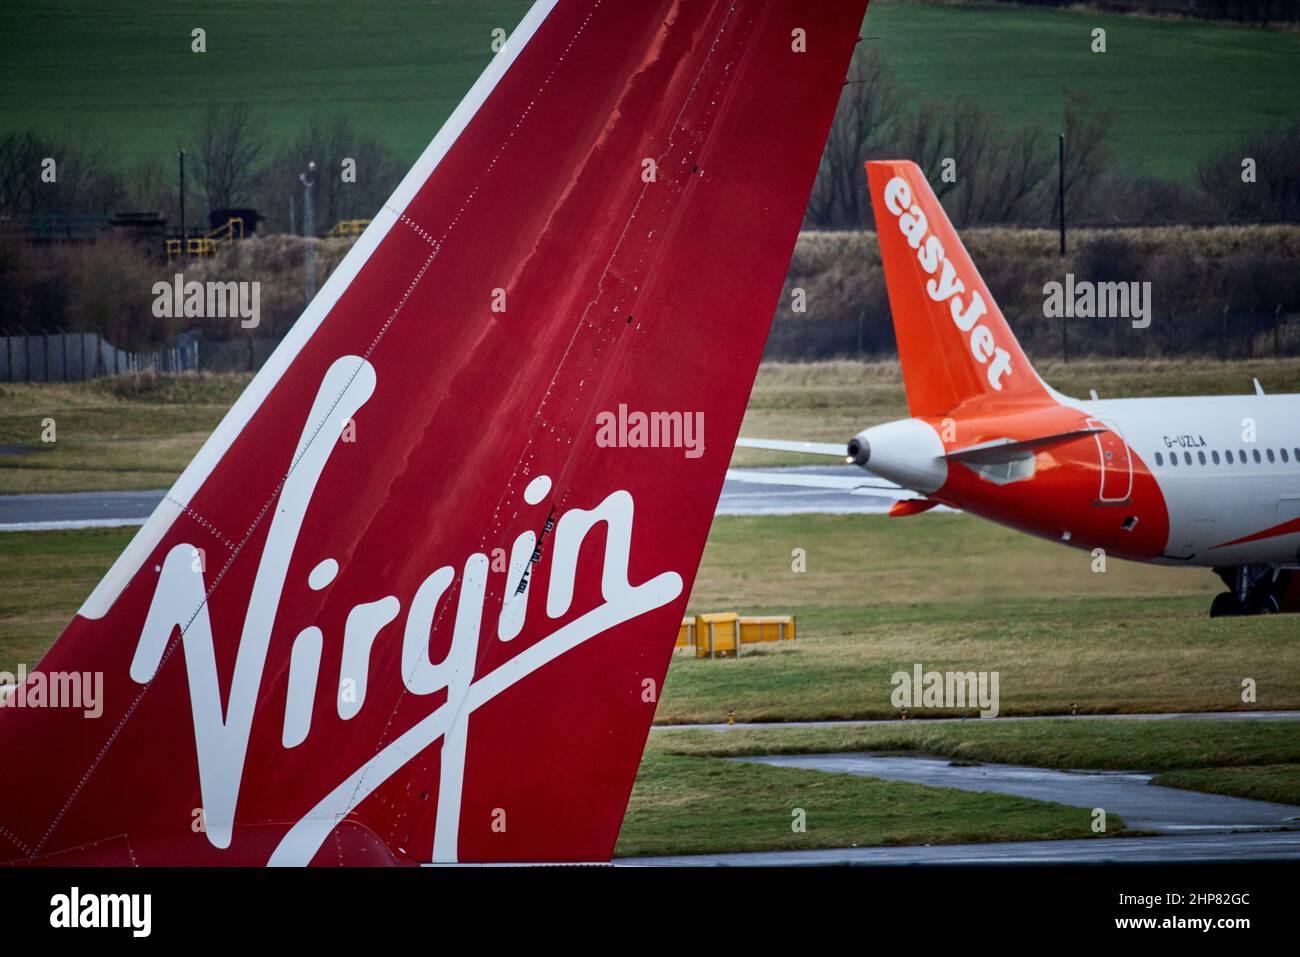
xmin=299 ymin=161 xmax=318 ymax=303
xmin=178 ymin=149 xmax=187 ymax=260
xmin=1057 ymin=133 xmax=1066 ymax=256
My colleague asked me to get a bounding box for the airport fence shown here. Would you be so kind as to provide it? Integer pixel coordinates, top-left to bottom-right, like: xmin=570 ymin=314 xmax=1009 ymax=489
xmin=0 ymin=331 xmax=197 ymax=382
xmin=0 ymin=333 xmax=288 ymax=381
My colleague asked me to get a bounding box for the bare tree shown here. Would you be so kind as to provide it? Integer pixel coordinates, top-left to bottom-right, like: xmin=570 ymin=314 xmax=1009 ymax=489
xmin=1051 ymin=92 xmax=1114 ymax=225
xmin=259 ymin=116 xmax=404 ymax=235
xmin=805 ymin=50 xmax=1071 ymax=229
xmin=194 ymin=103 xmax=268 ymax=210
xmin=1198 ymin=122 xmax=1300 ymax=223
xmin=948 ymin=107 xmax=1052 ymax=226
xmin=806 ymin=49 xmax=902 ymax=229
xmin=0 ymin=131 xmax=125 ymax=217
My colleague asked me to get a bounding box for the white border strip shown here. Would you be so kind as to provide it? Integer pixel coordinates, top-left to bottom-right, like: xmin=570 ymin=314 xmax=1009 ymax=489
xmin=1 ymin=518 xmax=146 ymax=533
xmin=79 ymin=0 xmax=561 ymax=619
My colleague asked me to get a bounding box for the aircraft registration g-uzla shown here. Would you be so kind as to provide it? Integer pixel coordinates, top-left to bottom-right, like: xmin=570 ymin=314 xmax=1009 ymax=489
xmin=736 ymin=160 xmax=1300 ymax=617
xmin=0 ymin=0 xmax=871 ymax=865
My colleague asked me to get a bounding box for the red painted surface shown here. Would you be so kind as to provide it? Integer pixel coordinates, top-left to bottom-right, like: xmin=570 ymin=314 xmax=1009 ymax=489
xmin=931 ymin=408 xmax=1171 ymax=563
xmin=0 ymin=0 xmax=870 ymax=865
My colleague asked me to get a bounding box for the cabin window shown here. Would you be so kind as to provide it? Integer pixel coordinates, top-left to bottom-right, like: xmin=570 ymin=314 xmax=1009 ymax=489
xmin=1267 ymin=448 xmax=1276 ymax=464
xmin=1283 ymin=449 xmax=1291 ymax=463
xmin=1154 ymin=452 xmax=1164 ymax=466
xmin=1253 ymin=449 xmax=1263 ymax=463
xmin=1197 ymin=451 xmax=1207 ymax=465
xmin=1225 ymin=450 xmax=1234 ymax=464
xmin=1184 ymin=452 xmax=1193 ymax=465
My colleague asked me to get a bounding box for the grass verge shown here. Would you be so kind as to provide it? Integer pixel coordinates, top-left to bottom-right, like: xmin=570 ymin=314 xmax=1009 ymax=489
xmin=652 ymin=718 xmax=1300 ymax=772
xmin=613 ymin=743 xmax=1115 ymax=858
xmin=0 ymin=373 xmax=249 ymax=494
xmin=1151 ymin=766 xmax=1300 ymax=807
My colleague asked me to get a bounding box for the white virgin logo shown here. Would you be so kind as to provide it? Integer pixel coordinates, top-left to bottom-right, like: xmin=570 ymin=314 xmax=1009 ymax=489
xmin=128 ymin=356 xmax=683 ymax=864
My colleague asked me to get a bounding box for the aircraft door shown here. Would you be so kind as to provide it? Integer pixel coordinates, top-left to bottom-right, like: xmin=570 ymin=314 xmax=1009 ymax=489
xmin=1088 ymin=418 xmax=1132 ymax=503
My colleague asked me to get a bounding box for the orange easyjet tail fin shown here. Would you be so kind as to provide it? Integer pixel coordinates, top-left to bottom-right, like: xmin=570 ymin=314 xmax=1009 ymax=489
xmin=866 ymin=160 xmax=1050 ymax=418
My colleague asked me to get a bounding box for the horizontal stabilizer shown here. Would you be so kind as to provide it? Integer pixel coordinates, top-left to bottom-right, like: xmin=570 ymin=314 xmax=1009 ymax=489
xmin=725 ymin=469 xmax=915 ymax=499
xmin=735 ymin=438 xmax=849 ymax=458
xmin=945 ymin=428 xmax=1104 ymax=464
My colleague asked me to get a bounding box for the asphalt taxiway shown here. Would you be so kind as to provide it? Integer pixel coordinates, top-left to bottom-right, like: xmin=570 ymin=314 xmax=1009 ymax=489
xmin=0 ymin=466 xmax=899 ymax=530
xmin=740 ymin=752 xmax=1300 ymax=833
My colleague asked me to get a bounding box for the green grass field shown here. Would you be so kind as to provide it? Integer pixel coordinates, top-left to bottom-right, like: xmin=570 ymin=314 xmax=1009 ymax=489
xmin=0 ymin=0 xmax=531 ymax=167
xmin=869 ymin=1 xmax=1300 ymax=182
xmin=5 ymin=477 xmax=1298 ymax=858
xmin=671 ymin=511 xmax=1300 ymax=722
xmin=655 ymin=718 xmax=1300 ymax=773
xmin=1151 ymin=765 xmax=1300 ymax=807
xmin=615 ymin=743 xmax=1113 ymax=857
xmin=6 ymin=357 xmax=1299 ymax=493
xmin=1 ymin=1 xmax=1295 ymax=180
xmin=0 ymin=373 xmax=249 ymax=493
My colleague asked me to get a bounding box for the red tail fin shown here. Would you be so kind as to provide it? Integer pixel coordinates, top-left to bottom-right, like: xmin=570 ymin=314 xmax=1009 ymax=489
xmin=867 ymin=160 xmax=1049 ymax=417
xmin=0 ymin=0 xmax=868 ymax=865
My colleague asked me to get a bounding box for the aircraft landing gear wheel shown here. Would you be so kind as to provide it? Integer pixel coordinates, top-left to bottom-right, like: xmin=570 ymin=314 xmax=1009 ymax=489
xmin=1210 ymin=592 xmax=1243 ymax=618
xmin=1245 ymin=592 xmax=1281 ymax=616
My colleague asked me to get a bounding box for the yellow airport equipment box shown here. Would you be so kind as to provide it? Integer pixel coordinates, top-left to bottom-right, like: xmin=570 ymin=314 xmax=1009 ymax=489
xmin=676 ymin=617 xmax=696 ymax=649
xmin=739 ymin=615 xmax=796 ymax=644
xmin=695 ymin=613 xmax=740 ymax=658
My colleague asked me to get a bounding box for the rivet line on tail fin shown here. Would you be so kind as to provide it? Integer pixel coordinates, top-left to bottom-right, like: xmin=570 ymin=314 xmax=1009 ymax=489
xmin=0 ymin=822 xmax=33 ymax=859
xmin=388 ymin=208 xmax=440 ymax=249
xmin=35 ymin=553 xmax=235 ymax=855
xmin=353 ymin=3 xmax=607 ymax=841
xmin=35 ymin=359 xmax=377 ymax=857
xmin=434 ymin=13 xmax=753 ymax=859
xmin=164 ymin=495 xmax=236 ymax=552
xmin=378 ymin=2 xmax=604 ymax=278
xmin=480 ymin=0 xmax=746 ymax=562
xmin=515 ymin=0 xmax=744 ymax=494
